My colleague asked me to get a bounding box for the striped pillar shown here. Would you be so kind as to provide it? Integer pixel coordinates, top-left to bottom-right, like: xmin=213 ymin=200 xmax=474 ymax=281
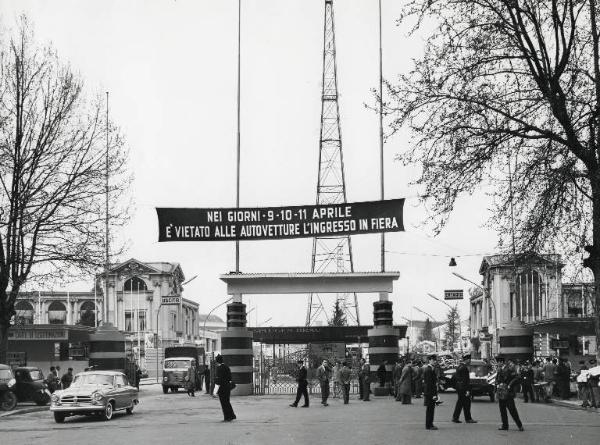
xmin=220 ymin=302 xmax=253 ymax=396
xmin=498 ymin=317 xmax=533 ymax=362
xmin=368 ymin=299 xmax=399 ymax=396
xmin=88 ymin=323 xmax=126 ymax=371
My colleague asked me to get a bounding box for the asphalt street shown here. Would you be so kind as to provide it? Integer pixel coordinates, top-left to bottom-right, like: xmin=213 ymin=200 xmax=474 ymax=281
xmin=1 ymin=384 xmax=599 ymax=445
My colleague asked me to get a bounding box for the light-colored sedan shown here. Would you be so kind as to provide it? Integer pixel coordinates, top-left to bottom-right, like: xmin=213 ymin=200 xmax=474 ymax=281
xmin=50 ymin=370 xmax=139 ymax=423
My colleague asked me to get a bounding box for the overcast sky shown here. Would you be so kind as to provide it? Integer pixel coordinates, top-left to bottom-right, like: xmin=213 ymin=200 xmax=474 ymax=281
xmin=2 ymin=0 xmax=499 ymax=327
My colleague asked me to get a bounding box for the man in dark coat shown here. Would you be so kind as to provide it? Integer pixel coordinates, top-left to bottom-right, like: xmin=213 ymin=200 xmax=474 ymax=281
xmin=377 ymin=362 xmax=387 ymax=387
xmin=452 ymin=354 xmax=477 ymax=423
xmin=215 ymin=354 xmax=236 ymax=421
xmin=204 ymin=365 xmax=211 ymax=394
xmin=290 ymin=360 xmax=309 ymax=407
xmin=423 ymin=354 xmax=439 ymax=430
xmin=520 ymin=361 xmax=535 ymax=403
xmin=60 ymin=368 xmax=74 ymax=390
xmin=556 ymin=358 xmax=570 ymax=400
xmin=316 ymin=359 xmax=331 ymax=406
xmin=496 ymin=357 xmax=523 ymax=431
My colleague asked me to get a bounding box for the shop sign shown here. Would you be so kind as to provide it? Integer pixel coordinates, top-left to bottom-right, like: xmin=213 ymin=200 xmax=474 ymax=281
xmin=8 ymin=328 xmax=68 ymax=340
xmin=444 ymin=289 xmax=464 ymax=300
xmin=161 ymin=296 xmax=181 ymax=305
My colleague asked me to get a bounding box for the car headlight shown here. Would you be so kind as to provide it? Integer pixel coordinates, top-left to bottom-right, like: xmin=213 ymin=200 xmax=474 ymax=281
xmin=91 ymin=392 xmax=104 ymax=405
xmin=163 ymin=376 xmax=168 ymax=382
xmin=51 ymin=394 xmax=60 ymax=404
xmin=8 ymin=378 xmax=16 ymax=388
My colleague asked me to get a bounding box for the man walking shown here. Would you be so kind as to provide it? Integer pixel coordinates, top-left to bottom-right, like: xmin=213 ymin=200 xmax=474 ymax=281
xmin=317 ymin=359 xmax=331 ymax=406
xmin=423 ymin=354 xmax=439 ymax=430
xmin=452 ymin=354 xmax=477 ymax=423
xmin=214 ymin=354 xmax=236 ymax=421
xmin=361 ymin=358 xmax=371 ymax=401
xmin=496 ymin=357 xmax=524 ymax=431
xmin=340 ymin=361 xmax=352 ymax=404
xmin=290 ymin=360 xmax=309 ymax=408
xmin=60 ymin=368 xmax=74 ymax=390
xmin=399 ymin=361 xmax=414 ymax=405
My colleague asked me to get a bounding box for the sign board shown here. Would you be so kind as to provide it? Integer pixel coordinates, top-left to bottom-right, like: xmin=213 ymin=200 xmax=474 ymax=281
xmin=444 ymin=289 xmax=464 ymax=300
xmin=249 ymin=325 xmax=407 ymax=344
xmin=8 ymin=328 xmax=68 ymax=341
xmin=161 ymin=296 xmax=181 ymax=305
xmin=156 ymin=198 xmax=404 ymax=242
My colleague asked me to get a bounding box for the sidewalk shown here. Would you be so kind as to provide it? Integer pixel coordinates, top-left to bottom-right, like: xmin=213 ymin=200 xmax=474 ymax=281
xmin=0 ymin=405 xmax=48 ymax=418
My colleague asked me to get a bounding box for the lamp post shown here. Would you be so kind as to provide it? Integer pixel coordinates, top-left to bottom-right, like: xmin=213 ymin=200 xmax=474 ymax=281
xmin=413 ymin=306 xmax=439 ymax=352
xmin=427 ymin=293 xmax=463 ymax=353
xmin=452 ymin=272 xmax=497 ymax=356
xmin=202 ymin=297 xmax=234 ymax=352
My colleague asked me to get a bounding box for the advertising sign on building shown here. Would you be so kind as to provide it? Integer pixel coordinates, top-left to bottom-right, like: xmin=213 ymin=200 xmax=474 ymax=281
xmin=161 ymin=296 xmax=181 ymax=305
xmin=156 ymin=198 xmax=404 ymax=242
xmin=444 ymin=289 xmax=464 ymax=300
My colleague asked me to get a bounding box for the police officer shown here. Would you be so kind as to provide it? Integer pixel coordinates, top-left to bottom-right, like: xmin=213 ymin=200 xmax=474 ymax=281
xmin=423 ymin=354 xmax=439 ymax=430
xmin=452 ymin=354 xmax=477 ymax=423
xmin=496 ymin=357 xmax=524 ymax=431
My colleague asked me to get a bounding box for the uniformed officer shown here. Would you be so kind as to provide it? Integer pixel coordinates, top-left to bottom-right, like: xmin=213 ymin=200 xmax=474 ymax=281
xmin=423 ymin=354 xmax=439 ymax=430
xmin=496 ymin=357 xmax=524 ymax=431
xmin=452 ymin=354 xmax=477 ymax=423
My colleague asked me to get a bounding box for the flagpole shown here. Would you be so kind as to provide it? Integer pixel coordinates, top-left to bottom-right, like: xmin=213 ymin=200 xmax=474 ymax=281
xmin=378 ymin=0 xmax=385 ymax=272
xmin=235 ymin=0 xmax=241 ymax=273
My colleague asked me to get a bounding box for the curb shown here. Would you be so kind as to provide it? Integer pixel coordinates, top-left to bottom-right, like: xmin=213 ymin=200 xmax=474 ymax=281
xmin=550 ymin=400 xmax=600 ymax=413
xmin=0 ymin=406 xmax=49 ymax=418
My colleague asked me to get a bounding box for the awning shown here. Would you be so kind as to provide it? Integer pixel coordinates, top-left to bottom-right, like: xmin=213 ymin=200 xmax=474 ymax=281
xmin=525 ymin=317 xmax=595 ymax=336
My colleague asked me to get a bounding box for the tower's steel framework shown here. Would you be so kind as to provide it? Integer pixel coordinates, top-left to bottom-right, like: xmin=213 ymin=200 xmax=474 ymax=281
xmin=305 ymin=0 xmax=360 ymax=326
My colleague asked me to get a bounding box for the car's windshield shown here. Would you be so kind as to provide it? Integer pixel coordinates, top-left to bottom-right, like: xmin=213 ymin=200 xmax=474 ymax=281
xmin=164 ymin=360 xmax=190 ymax=369
xmin=0 ymin=369 xmax=13 ymax=379
xmin=29 ymin=370 xmax=43 ymax=380
xmin=72 ymin=374 xmax=114 ymax=386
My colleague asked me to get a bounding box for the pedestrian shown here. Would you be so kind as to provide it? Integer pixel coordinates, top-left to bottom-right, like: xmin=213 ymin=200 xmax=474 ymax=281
xmin=576 ymin=361 xmax=591 ymax=408
xmin=588 ymin=359 xmax=599 ymax=408
xmin=135 ymin=365 xmax=142 ymax=390
xmin=423 ymin=354 xmax=439 ymax=430
xmin=361 ymin=358 xmax=371 ymax=401
xmin=496 ymin=357 xmax=524 ymax=431
xmin=186 ymin=375 xmax=196 ymax=397
xmin=358 ymin=358 xmax=365 ymax=400
xmin=414 ymin=361 xmax=423 ymax=399
xmin=393 ymin=359 xmax=403 ymax=401
xmin=520 ymin=361 xmax=535 ymax=403
xmin=214 ymin=354 xmax=236 ymax=421
xmin=46 ymin=366 xmax=58 ymax=393
xmin=204 ymin=365 xmax=211 ymax=394
xmin=60 ymin=368 xmax=74 ymax=390
xmin=452 ymin=353 xmax=477 ymax=423
xmin=531 ymin=360 xmax=542 ymax=402
xmin=332 ymin=361 xmax=342 ymax=399
xmin=399 ymin=361 xmax=414 ymax=405
xmin=556 ymin=358 xmax=570 ymax=400
xmin=340 ymin=361 xmax=352 ymax=404
xmin=317 ymin=359 xmax=331 ymax=406
xmin=377 ymin=361 xmax=387 ymax=387
xmin=542 ymin=357 xmax=556 ymax=402
xmin=289 ymin=359 xmax=309 ymax=408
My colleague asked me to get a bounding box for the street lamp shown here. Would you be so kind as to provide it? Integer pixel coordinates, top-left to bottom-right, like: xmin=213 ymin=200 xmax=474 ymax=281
xmin=202 ymin=297 xmax=234 ymax=352
xmin=452 ymin=272 xmax=497 ymax=356
xmin=427 ymin=293 xmax=463 ymax=353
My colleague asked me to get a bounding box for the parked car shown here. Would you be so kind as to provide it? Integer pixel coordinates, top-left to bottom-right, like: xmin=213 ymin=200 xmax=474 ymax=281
xmin=12 ymin=367 xmax=51 ymax=406
xmin=0 ymin=364 xmax=17 ymax=411
xmin=50 ymin=370 xmax=139 ymax=423
xmin=440 ymin=360 xmax=496 ymax=401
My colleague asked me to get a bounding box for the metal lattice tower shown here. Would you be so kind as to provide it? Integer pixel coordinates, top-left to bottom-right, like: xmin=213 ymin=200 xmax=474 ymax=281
xmin=305 ymin=0 xmax=360 ymax=327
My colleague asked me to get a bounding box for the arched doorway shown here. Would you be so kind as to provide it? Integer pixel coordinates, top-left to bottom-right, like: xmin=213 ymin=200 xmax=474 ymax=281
xmin=78 ymin=300 xmax=97 ymax=327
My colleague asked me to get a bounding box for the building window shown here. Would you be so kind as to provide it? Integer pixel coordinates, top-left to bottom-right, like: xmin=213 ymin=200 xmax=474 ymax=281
xmin=48 ymin=301 xmax=67 ymax=325
xmin=514 ymin=270 xmax=542 ymax=321
xmin=170 ymin=312 xmax=177 ymax=332
xmin=124 ymin=277 xmax=147 ymax=292
xmin=125 ymin=310 xmax=146 ymax=332
xmin=139 ymin=310 xmax=146 ymax=331
xmin=125 ymin=311 xmax=133 ymax=332
xmin=15 ymin=300 xmax=34 ymax=325
xmin=78 ymin=301 xmax=96 ymax=327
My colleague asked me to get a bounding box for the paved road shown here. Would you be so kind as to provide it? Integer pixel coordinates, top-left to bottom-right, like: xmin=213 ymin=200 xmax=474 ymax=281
xmin=1 ymin=385 xmax=598 ymax=445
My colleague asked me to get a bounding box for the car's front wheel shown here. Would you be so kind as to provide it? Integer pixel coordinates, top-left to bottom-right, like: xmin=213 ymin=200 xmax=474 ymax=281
xmin=101 ymin=402 xmax=113 ymax=421
xmin=53 ymin=412 xmax=65 ymax=423
xmin=0 ymin=391 xmax=17 ymax=411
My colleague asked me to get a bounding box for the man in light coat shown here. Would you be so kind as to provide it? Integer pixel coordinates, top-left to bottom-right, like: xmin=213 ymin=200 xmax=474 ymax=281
xmin=317 ymin=359 xmax=331 ymax=406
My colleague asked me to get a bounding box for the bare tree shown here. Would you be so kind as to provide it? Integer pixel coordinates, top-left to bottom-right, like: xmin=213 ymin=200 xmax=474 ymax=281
xmin=386 ymin=0 xmax=600 ymax=358
xmin=0 ymin=17 xmax=130 ymax=362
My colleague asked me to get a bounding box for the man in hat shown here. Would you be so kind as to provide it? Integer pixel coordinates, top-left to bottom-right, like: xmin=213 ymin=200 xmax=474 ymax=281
xmin=423 ymin=354 xmax=439 ymax=430
xmin=290 ymin=359 xmax=309 ymax=408
xmin=452 ymin=354 xmax=477 ymax=423
xmin=520 ymin=361 xmax=535 ymax=403
xmin=496 ymin=357 xmax=524 ymax=431
xmin=316 ymin=359 xmax=331 ymax=406
xmin=214 ymin=354 xmax=236 ymax=421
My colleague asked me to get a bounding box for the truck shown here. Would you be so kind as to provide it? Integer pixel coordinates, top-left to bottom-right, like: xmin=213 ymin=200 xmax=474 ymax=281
xmin=162 ymin=346 xmax=206 ymax=394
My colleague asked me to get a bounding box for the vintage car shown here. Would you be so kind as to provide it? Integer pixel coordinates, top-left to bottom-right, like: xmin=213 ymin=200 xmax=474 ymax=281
xmin=50 ymin=370 xmax=139 ymax=423
xmin=0 ymin=364 xmax=18 ymax=411
xmin=13 ymin=367 xmax=51 ymax=405
xmin=440 ymin=360 xmax=496 ymax=401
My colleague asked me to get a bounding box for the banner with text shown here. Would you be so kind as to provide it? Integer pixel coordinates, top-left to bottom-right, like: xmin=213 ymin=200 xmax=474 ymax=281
xmin=156 ymin=198 xmax=404 ymax=242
